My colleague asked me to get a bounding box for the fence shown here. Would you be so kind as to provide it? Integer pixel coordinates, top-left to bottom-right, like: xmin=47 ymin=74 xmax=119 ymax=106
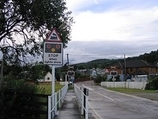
xmin=74 ymin=84 xmax=89 ymax=119
xmin=48 ymin=83 xmax=68 ymax=119
xmin=101 ymin=81 xmax=147 ymax=89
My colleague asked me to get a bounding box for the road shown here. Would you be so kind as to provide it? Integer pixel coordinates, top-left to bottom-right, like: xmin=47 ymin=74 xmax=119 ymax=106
xmin=76 ymin=81 xmax=158 ymax=119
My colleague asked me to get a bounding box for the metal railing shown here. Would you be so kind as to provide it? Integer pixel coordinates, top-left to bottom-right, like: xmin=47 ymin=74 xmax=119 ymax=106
xmin=48 ymin=82 xmax=68 ymax=119
xmin=74 ymin=84 xmax=89 ymax=119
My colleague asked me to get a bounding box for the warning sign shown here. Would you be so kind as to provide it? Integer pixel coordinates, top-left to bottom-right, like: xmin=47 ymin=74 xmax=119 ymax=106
xmin=43 ymin=42 xmax=63 ymax=65
xmin=45 ymin=43 xmax=61 ymax=53
xmin=46 ymin=28 xmax=61 ymax=42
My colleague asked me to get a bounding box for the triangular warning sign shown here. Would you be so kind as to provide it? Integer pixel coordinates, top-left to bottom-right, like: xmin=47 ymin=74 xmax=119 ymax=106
xmin=46 ymin=28 xmax=61 ymax=42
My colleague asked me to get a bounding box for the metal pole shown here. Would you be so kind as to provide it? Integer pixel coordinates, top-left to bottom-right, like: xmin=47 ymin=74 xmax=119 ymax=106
xmin=83 ymin=88 xmax=86 ymax=117
xmin=52 ymin=65 xmax=55 ymax=95
xmin=81 ymin=87 xmax=84 ymax=115
xmin=85 ymin=95 xmax=88 ymax=119
xmin=124 ymin=54 xmax=126 ymax=81
xmin=52 ymin=65 xmax=55 ymax=117
xmin=48 ymin=96 xmax=51 ymax=119
xmin=0 ymin=55 xmax=4 ymax=91
xmin=66 ymin=53 xmax=69 ymax=66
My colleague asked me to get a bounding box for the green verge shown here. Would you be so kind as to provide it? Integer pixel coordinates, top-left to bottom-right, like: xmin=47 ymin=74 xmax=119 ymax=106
xmin=106 ymin=88 xmax=158 ymax=101
xmin=38 ymin=82 xmax=64 ymax=94
xmin=107 ymin=88 xmax=155 ymax=94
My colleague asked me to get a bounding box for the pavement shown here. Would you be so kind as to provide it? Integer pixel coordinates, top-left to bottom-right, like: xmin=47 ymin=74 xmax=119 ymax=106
xmin=55 ymin=89 xmax=81 ymax=119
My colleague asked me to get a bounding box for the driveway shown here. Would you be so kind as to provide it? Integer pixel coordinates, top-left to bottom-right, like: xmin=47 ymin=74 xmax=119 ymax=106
xmin=76 ymin=81 xmax=158 ymax=119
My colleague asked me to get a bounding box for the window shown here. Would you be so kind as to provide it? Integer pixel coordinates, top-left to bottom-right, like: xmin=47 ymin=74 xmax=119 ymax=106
xmin=47 ymin=77 xmax=50 ymax=80
xmin=130 ymin=68 xmax=132 ymax=71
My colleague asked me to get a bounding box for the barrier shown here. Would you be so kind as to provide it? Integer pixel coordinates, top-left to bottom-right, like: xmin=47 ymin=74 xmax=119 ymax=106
xmin=74 ymin=84 xmax=89 ymax=119
xmin=101 ymin=81 xmax=147 ymax=89
xmin=48 ymin=83 xmax=68 ymax=119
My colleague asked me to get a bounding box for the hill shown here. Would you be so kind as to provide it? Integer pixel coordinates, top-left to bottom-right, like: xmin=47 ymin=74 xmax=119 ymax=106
xmin=72 ymin=49 xmax=158 ymax=69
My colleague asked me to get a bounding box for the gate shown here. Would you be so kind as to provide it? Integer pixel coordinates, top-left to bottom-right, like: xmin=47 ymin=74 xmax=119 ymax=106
xmin=48 ymin=83 xmax=68 ymax=119
xmin=74 ymin=84 xmax=89 ymax=119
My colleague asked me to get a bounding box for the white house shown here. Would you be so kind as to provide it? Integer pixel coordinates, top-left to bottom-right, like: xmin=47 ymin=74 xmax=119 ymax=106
xmin=44 ymin=72 xmax=52 ymax=82
xmin=37 ymin=72 xmax=53 ymax=82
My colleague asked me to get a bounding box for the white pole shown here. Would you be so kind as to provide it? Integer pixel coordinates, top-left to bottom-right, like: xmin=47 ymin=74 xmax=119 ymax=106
xmin=52 ymin=65 xmax=55 ymax=117
xmin=52 ymin=65 xmax=55 ymax=95
xmin=48 ymin=96 xmax=51 ymax=119
xmin=85 ymin=96 xmax=88 ymax=119
xmin=55 ymin=93 xmax=57 ymax=115
xmin=65 ymin=74 xmax=67 ymax=85
xmin=59 ymin=90 xmax=61 ymax=108
xmin=81 ymin=87 xmax=84 ymax=115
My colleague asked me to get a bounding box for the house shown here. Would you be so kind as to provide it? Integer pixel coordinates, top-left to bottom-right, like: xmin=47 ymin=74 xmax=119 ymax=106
xmin=37 ymin=72 xmax=53 ymax=82
xmin=90 ymin=68 xmax=106 ymax=78
xmin=106 ymin=59 xmax=158 ymax=81
xmin=44 ymin=72 xmax=52 ymax=82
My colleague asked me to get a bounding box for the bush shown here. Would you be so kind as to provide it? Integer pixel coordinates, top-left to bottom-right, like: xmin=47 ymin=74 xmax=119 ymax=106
xmin=93 ymin=74 xmax=107 ymax=84
xmin=0 ymin=79 xmax=45 ymax=119
xmin=145 ymin=76 xmax=158 ymax=90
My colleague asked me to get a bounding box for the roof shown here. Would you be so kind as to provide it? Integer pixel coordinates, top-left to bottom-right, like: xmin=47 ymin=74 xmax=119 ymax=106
xmin=131 ymin=69 xmax=148 ymax=75
xmin=111 ymin=59 xmax=157 ymax=68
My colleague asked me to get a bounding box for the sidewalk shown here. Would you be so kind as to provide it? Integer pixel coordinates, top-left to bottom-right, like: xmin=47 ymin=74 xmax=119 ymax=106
xmin=55 ymin=90 xmax=81 ymax=119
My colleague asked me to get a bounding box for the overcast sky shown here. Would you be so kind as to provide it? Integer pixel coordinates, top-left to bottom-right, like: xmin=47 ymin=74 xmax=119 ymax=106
xmin=64 ymin=0 xmax=158 ymax=64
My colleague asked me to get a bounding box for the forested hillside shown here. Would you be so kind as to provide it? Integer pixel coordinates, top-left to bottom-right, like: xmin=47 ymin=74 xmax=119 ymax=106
xmin=73 ymin=49 xmax=158 ymax=69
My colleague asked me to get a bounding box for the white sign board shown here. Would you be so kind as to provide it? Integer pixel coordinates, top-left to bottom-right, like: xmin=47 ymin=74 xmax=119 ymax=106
xmin=43 ymin=42 xmax=63 ymax=65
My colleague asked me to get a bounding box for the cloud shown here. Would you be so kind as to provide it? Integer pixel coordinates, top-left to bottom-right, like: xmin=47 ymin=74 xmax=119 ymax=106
xmin=71 ymin=7 xmax=158 ymax=42
xmin=65 ymin=0 xmax=158 ymax=64
xmin=66 ymin=0 xmax=101 ymax=12
xmin=64 ymin=39 xmax=158 ymax=64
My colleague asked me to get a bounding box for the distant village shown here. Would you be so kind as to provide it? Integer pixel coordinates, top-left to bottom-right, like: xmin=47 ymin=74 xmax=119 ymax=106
xmin=38 ymin=59 xmax=158 ymax=83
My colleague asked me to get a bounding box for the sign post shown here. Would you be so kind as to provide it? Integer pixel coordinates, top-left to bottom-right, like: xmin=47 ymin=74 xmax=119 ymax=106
xmin=43 ymin=28 xmax=63 ymax=117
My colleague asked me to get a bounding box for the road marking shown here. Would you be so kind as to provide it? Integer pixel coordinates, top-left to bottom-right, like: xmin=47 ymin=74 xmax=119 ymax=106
xmin=94 ymin=91 xmax=115 ymax=101
xmin=81 ymin=84 xmax=94 ymax=91
xmin=81 ymin=85 xmax=114 ymax=101
xmin=88 ymin=103 xmax=103 ymax=119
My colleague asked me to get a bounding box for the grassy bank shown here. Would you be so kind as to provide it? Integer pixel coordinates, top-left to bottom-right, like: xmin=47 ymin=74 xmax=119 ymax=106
xmin=38 ymin=82 xmax=64 ymax=94
xmin=107 ymin=88 xmax=158 ymax=101
xmin=107 ymin=88 xmax=155 ymax=94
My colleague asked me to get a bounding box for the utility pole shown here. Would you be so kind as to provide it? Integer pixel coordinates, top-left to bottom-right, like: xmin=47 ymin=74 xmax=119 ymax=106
xmin=66 ymin=53 xmax=69 ymax=66
xmin=0 ymin=55 xmax=3 ymax=91
xmin=65 ymin=54 xmax=69 ymax=82
xmin=0 ymin=39 xmax=5 ymax=91
xmin=124 ymin=54 xmax=126 ymax=81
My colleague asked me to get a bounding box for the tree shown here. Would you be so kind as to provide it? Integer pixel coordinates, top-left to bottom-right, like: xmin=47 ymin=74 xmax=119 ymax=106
xmin=0 ymin=0 xmax=73 ymax=65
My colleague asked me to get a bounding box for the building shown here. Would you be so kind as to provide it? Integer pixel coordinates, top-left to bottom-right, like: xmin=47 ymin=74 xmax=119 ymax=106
xmin=37 ymin=72 xmax=52 ymax=82
xmin=106 ymin=59 xmax=158 ymax=81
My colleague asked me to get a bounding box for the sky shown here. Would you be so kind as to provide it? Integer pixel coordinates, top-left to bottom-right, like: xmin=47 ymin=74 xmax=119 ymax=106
xmin=64 ymin=0 xmax=158 ymax=64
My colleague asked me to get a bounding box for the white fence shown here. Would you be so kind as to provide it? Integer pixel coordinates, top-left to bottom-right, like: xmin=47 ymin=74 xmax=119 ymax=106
xmin=74 ymin=84 xmax=89 ymax=119
xmin=101 ymin=81 xmax=147 ymax=89
xmin=48 ymin=83 xmax=68 ymax=119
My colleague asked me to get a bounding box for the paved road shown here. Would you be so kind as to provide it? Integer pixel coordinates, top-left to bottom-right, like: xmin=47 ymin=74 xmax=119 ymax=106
xmin=76 ymin=81 xmax=158 ymax=119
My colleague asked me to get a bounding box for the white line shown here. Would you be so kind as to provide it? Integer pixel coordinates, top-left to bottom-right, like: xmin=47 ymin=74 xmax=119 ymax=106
xmin=88 ymin=103 xmax=103 ymax=119
xmin=81 ymin=84 xmax=94 ymax=91
xmin=94 ymin=91 xmax=115 ymax=101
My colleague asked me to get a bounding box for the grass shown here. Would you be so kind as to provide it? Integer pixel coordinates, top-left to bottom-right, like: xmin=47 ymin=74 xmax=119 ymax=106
xmin=37 ymin=82 xmax=65 ymax=119
xmin=107 ymin=88 xmax=156 ymax=94
xmin=38 ymin=82 xmax=64 ymax=94
xmin=106 ymin=88 xmax=158 ymax=101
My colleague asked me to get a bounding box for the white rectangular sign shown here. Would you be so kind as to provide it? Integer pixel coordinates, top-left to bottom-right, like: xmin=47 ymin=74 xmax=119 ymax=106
xmin=43 ymin=42 xmax=63 ymax=65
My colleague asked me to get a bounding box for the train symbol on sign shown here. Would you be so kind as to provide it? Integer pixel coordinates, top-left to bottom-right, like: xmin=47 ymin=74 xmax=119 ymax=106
xmin=46 ymin=28 xmax=61 ymax=42
xmin=50 ymin=33 xmax=57 ymax=40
